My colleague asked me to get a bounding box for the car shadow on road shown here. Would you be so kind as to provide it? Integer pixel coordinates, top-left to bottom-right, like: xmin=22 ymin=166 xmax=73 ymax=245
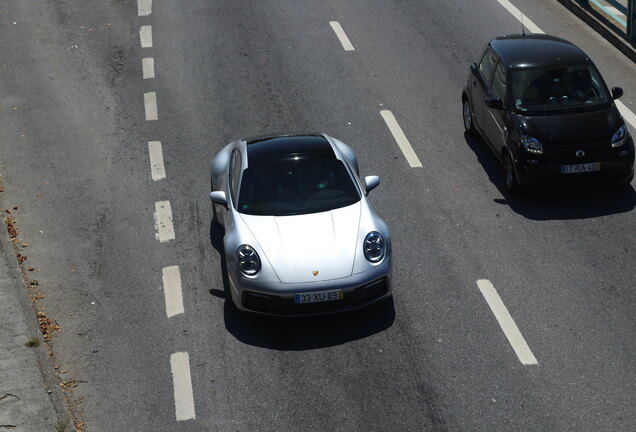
xmin=464 ymin=132 xmax=636 ymax=221
xmin=209 ymin=220 xmax=395 ymax=350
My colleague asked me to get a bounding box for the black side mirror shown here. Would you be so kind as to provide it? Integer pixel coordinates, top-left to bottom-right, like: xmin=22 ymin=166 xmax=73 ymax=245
xmin=486 ymin=97 xmax=504 ymax=110
xmin=611 ymin=87 xmax=623 ymax=100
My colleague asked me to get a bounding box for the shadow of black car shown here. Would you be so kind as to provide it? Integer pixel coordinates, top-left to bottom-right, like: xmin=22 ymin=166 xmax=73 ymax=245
xmin=464 ymin=131 xmax=636 ymax=221
xmin=209 ymin=219 xmax=395 ymax=350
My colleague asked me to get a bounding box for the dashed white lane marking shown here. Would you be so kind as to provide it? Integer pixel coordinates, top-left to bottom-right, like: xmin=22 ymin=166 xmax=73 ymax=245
xmin=494 ymin=0 xmax=544 ymax=34
xmin=142 ymin=57 xmax=155 ymax=79
xmin=148 ymin=141 xmax=166 ymax=180
xmin=329 ymin=21 xmax=355 ymax=51
xmin=162 ymin=266 xmax=184 ymax=318
xmin=170 ymin=352 xmax=196 ymax=421
xmin=140 ymin=25 xmax=153 ymax=48
xmin=144 ymin=92 xmax=158 ymax=121
xmin=477 ymin=279 xmax=538 ymax=365
xmin=380 ymin=110 xmax=423 ymax=168
xmin=138 ymin=0 xmax=152 ymax=16
xmin=616 ymin=100 xmax=636 ymax=129
xmin=496 ymin=0 xmax=636 ymax=129
xmin=154 ymin=201 xmax=175 ymax=242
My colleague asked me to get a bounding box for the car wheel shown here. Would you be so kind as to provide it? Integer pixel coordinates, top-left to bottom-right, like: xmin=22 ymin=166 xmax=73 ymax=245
xmin=462 ymin=98 xmax=475 ymax=134
xmin=503 ymin=152 xmax=519 ymax=194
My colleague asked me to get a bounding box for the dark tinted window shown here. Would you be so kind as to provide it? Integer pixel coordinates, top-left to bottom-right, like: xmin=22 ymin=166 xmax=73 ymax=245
xmin=237 ymin=159 xmax=360 ymax=216
xmin=491 ymin=62 xmax=506 ymax=99
xmin=229 ymin=149 xmax=241 ymax=203
xmin=479 ymin=48 xmax=497 ymax=85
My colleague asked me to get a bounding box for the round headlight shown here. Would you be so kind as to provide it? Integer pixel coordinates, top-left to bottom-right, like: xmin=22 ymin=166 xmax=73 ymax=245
xmin=363 ymin=231 xmax=385 ymax=263
xmin=236 ymin=244 xmax=260 ymax=276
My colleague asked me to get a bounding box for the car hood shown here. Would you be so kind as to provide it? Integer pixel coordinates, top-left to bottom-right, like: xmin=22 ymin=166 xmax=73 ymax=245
xmin=516 ymin=105 xmax=622 ymax=144
xmin=239 ymin=203 xmax=361 ymax=283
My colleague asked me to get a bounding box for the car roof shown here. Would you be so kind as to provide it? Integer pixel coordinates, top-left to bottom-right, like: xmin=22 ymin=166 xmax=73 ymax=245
xmin=489 ymin=34 xmax=592 ymax=69
xmin=245 ymin=134 xmax=337 ymax=166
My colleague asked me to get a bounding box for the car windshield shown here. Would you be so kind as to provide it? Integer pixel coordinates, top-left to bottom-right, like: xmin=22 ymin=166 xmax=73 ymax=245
xmin=511 ymin=65 xmax=610 ymax=114
xmin=237 ymin=158 xmax=361 ymax=216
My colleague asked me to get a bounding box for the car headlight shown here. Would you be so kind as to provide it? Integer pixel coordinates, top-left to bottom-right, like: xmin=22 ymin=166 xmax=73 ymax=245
xmin=363 ymin=231 xmax=385 ymax=263
xmin=611 ymin=125 xmax=627 ymax=148
xmin=236 ymin=244 xmax=260 ymax=276
xmin=520 ymin=134 xmax=543 ymax=154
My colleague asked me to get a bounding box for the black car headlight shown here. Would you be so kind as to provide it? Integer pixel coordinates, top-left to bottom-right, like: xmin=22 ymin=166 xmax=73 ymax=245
xmin=363 ymin=231 xmax=385 ymax=263
xmin=611 ymin=125 xmax=627 ymax=148
xmin=520 ymin=134 xmax=543 ymax=154
xmin=236 ymin=244 xmax=260 ymax=276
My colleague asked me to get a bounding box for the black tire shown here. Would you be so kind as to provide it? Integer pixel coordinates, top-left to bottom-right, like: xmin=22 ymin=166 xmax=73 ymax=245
xmin=503 ymin=152 xmax=519 ymax=194
xmin=462 ymin=98 xmax=475 ymax=134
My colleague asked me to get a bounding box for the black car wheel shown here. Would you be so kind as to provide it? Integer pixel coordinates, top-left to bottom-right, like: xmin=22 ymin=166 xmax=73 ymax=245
xmin=462 ymin=98 xmax=475 ymax=133
xmin=503 ymin=152 xmax=519 ymax=194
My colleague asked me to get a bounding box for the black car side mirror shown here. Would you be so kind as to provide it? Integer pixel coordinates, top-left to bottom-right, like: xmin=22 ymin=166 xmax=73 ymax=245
xmin=611 ymin=87 xmax=623 ymax=100
xmin=486 ymin=97 xmax=504 ymax=110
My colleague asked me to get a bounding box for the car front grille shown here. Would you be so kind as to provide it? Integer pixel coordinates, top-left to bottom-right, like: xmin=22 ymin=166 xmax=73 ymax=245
xmin=546 ymin=140 xmax=610 ymax=163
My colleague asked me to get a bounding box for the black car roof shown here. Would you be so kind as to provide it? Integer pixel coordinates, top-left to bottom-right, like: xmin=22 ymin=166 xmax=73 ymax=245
xmin=489 ymin=34 xmax=592 ymax=69
xmin=245 ymin=134 xmax=336 ymax=165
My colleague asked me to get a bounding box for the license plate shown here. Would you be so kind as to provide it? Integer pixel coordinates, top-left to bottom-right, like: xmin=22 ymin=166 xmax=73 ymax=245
xmin=560 ymin=162 xmax=600 ymax=174
xmin=294 ymin=289 xmax=343 ymax=304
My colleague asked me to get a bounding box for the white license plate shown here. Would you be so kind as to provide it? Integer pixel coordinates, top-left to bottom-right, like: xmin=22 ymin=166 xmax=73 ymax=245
xmin=560 ymin=162 xmax=601 ymax=174
xmin=294 ymin=289 xmax=343 ymax=304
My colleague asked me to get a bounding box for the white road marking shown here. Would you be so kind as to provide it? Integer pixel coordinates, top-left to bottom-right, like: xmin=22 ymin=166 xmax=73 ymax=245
xmin=142 ymin=57 xmax=155 ymax=79
xmin=140 ymin=25 xmax=153 ymax=48
xmin=154 ymin=201 xmax=175 ymax=242
xmin=616 ymin=100 xmax=636 ymax=129
xmin=144 ymin=92 xmax=158 ymax=121
xmin=148 ymin=141 xmax=166 ymax=180
xmin=380 ymin=110 xmax=423 ymax=168
xmin=162 ymin=266 xmax=184 ymax=318
xmin=477 ymin=279 xmax=538 ymax=365
xmin=170 ymin=352 xmax=196 ymax=421
xmin=329 ymin=21 xmax=355 ymax=51
xmin=138 ymin=0 xmax=152 ymax=16
xmin=494 ymin=0 xmax=544 ymax=34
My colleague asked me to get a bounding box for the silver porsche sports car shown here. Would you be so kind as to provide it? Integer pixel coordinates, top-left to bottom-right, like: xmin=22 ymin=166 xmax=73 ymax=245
xmin=209 ymin=134 xmax=392 ymax=316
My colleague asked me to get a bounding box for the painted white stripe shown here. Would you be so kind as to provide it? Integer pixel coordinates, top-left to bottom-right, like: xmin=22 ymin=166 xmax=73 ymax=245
xmin=148 ymin=141 xmax=166 ymax=180
xmin=170 ymin=352 xmax=196 ymax=421
xmin=494 ymin=0 xmax=544 ymax=34
xmin=138 ymin=0 xmax=152 ymax=16
xmin=142 ymin=57 xmax=155 ymax=79
xmin=380 ymin=110 xmax=423 ymax=168
xmin=162 ymin=266 xmax=184 ymax=318
xmin=154 ymin=201 xmax=175 ymax=242
xmin=616 ymin=100 xmax=636 ymax=129
xmin=144 ymin=92 xmax=158 ymax=121
xmin=140 ymin=25 xmax=153 ymax=48
xmin=329 ymin=21 xmax=355 ymax=51
xmin=477 ymin=279 xmax=538 ymax=365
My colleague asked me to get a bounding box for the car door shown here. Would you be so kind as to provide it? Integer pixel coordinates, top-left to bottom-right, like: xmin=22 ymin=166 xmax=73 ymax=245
xmin=483 ymin=60 xmax=508 ymax=155
xmin=470 ymin=47 xmax=497 ymax=133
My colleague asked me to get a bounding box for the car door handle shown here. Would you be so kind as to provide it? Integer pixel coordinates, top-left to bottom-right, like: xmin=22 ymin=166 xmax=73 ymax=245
xmin=472 ymin=81 xmax=478 ymax=87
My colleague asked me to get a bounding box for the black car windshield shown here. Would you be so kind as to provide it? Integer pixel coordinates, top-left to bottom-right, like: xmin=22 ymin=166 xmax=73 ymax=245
xmin=237 ymin=159 xmax=361 ymax=216
xmin=511 ymin=65 xmax=610 ymax=114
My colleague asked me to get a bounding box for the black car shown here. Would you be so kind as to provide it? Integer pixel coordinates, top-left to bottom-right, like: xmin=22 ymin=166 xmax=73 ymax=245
xmin=462 ymin=34 xmax=634 ymax=193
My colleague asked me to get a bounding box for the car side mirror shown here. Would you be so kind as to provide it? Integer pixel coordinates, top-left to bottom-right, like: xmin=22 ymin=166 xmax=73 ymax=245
xmin=611 ymin=87 xmax=623 ymax=100
xmin=209 ymin=191 xmax=228 ymax=208
xmin=486 ymin=97 xmax=504 ymax=110
xmin=364 ymin=176 xmax=380 ymax=193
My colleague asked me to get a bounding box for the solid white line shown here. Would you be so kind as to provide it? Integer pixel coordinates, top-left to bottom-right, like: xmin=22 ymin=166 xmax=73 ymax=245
xmin=162 ymin=266 xmax=184 ymax=318
xmin=148 ymin=141 xmax=166 ymax=180
xmin=144 ymin=92 xmax=158 ymax=121
xmin=170 ymin=352 xmax=196 ymax=421
xmin=616 ymin=100 xmax=636 ymax=129
xmin=155 ymin=201 xmax=175 ymax=242
xmin=329 ymin=21 xmax=355 ymax=51
xmin=380 ymin=110 xmax=423 ymax=168
xmin=138 ymin=0 xmax=152 ymax=16
xmin=494 ymin=0 xmax=544 ymax=34
xmin=477 ymin=280 xmax=538 ymax=365
xmin=142 ymin=57 xmax=155 ymax=79
xmin=140 ymin=25 xmax=153 ymax=48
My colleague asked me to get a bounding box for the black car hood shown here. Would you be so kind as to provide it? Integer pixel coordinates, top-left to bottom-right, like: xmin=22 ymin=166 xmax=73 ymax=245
xmin=514 ymin=105 xmax=623 ymax=144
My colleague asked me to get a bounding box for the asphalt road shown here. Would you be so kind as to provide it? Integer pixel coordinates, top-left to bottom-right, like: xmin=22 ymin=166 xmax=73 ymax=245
xmin=1 ymin=0 xmax=635 ymax=430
